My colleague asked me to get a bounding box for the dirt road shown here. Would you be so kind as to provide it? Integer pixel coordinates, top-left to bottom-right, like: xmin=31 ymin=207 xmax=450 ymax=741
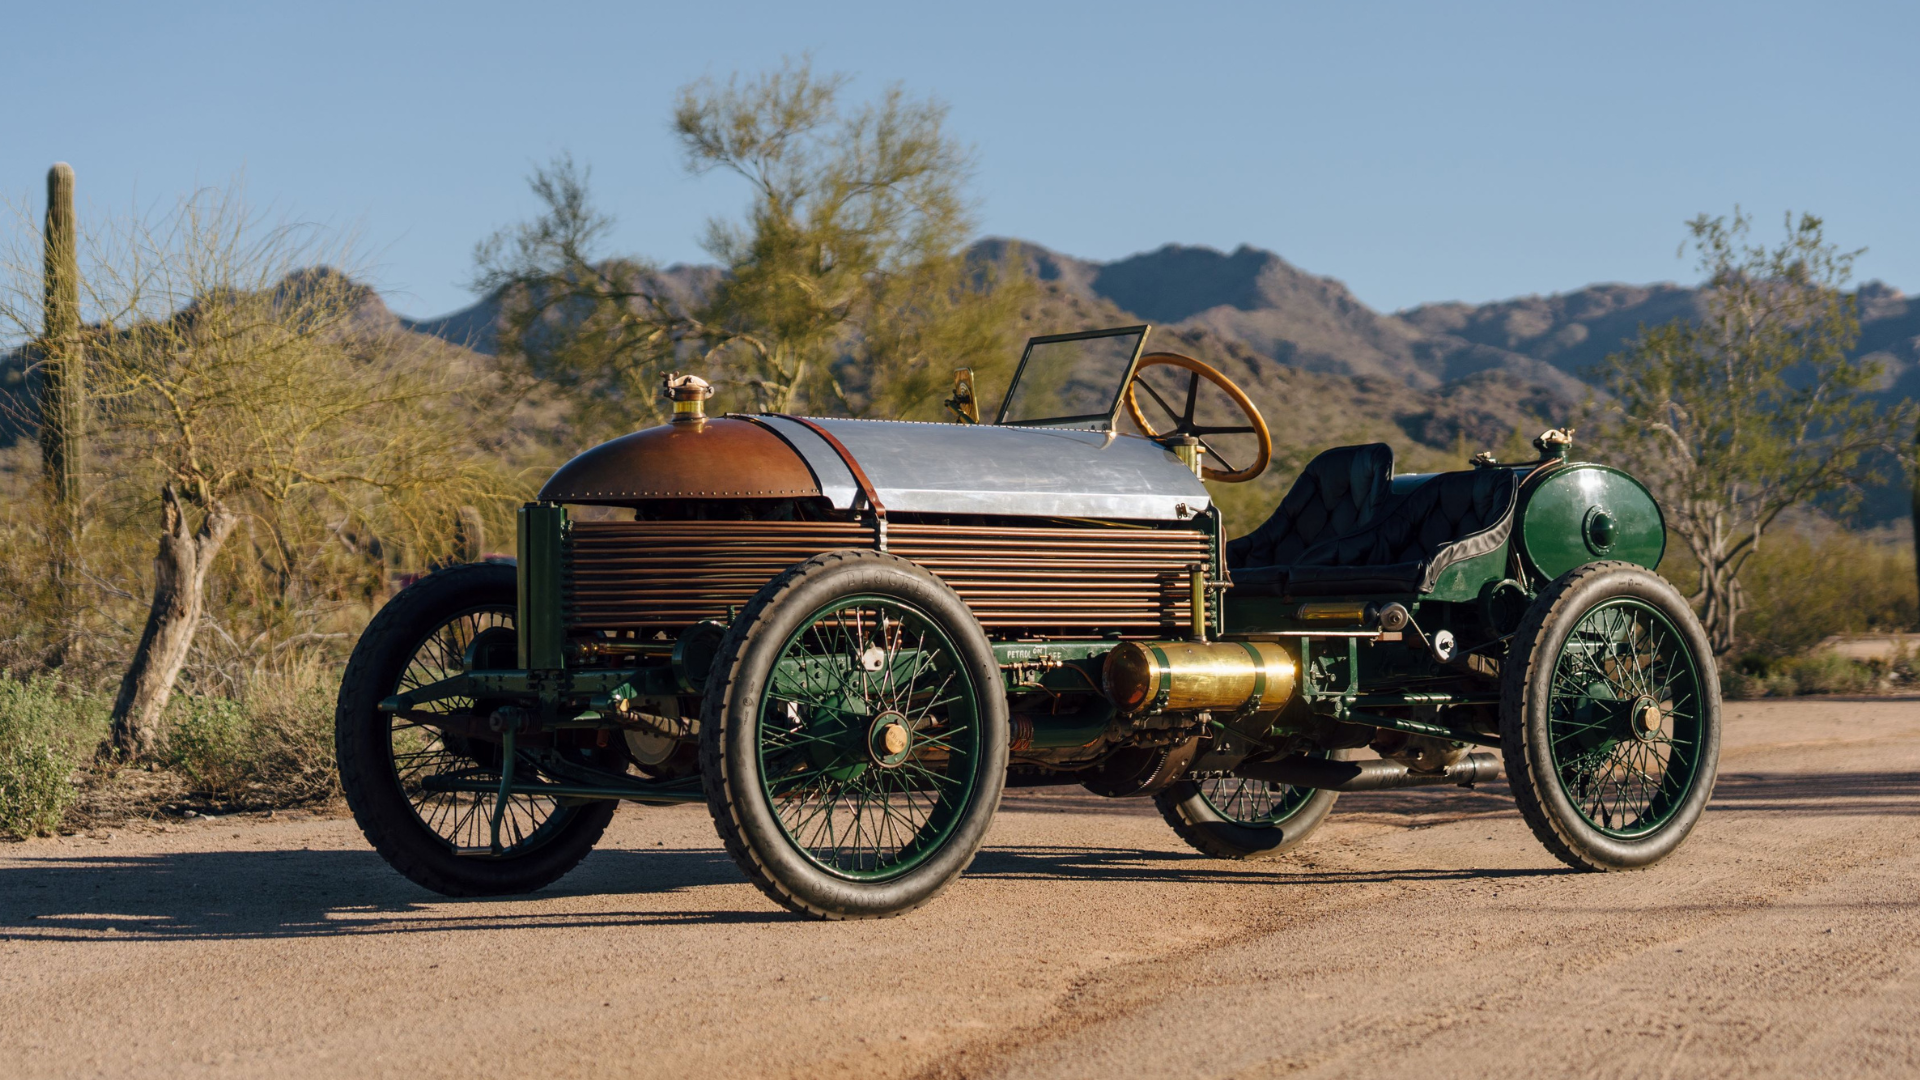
xmin=3 ymin=698 xmax=1918 ymax=1079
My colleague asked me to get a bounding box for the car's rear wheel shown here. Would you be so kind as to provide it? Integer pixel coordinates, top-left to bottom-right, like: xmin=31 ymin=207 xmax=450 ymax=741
xmin=1155 ymin=772 xmax=1338 ymax=859
xmin=700 ymin=551 xmax=1008 ymax=919
xmin=336 ymin=563 xmax=617 ymax=896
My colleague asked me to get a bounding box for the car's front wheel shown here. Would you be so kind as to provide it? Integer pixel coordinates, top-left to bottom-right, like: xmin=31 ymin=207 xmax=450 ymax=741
xmin=336 ymin=563 xmax=617 ymax=896
xmin=700 ymin=550 xmax=1008 ymax=919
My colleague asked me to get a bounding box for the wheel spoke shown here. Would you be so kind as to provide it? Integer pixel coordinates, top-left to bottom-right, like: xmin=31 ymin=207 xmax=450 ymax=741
xmin=758 ymin=597 xmax=981 ymax=880
xmin=1196 ymin=437 xmax=1243 ymax=475
xmin=1543 ymin=597 xmax=1705 ymax=839
xmin=384 ymin=605 xmax=575 ymax=859
xmin=1198 ymin=775 xmax=1313 ymax=826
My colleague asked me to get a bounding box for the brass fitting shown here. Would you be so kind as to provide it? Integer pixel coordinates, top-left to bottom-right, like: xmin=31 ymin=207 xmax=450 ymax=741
xmin=1104 ymin=639 xmax=1298 ymax=717
xmin=664 ymin=373 xmax=714 ymax=424
xmin=1533 ymin=427 xmax=1574 ymax=461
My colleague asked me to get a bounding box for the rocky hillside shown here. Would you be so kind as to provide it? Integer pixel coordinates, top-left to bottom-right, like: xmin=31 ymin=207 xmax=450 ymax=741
xmin=412 ymin=237 xmax=1920 ymax=523
xmin=971 ymin=238 xmax=1920 ymax=405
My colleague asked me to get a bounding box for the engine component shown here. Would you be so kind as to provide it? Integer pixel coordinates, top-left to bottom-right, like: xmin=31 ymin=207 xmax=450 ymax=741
xmin=1294 ymin=602 xmax=1374 ymax=626
xmin=1079 ymin=737 xmax=1202 ymax=797
xmin=1371 ymin=729 xmax=1471 ymax=773
xmin=1103 ymin=639 xmax=1298 ymax=717
xmin=615 ymin=696 xmax=698 ymax=767
xmin=565 ymin=519 xmax=1210 ymax=637
xmin=1237 ymin=751 xmax=1500 ymax=791
xmin=671 ymin=619 xmax=728 ymax=693
xmin=1374 ymin=602 xmax=1410 ymax=632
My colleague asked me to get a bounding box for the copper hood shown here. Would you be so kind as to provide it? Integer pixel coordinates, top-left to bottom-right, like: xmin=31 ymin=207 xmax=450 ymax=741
xmin=538 ymin=418 xmax=822 ymax=503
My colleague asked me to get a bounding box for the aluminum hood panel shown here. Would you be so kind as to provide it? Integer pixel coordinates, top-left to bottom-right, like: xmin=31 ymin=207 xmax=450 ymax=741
xmin=756 ymin=416 xmax=1210 ymax=520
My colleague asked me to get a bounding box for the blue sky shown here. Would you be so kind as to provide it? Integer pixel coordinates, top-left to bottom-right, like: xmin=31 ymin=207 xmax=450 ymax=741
xmin=5 ymin=1 xmax=1915 ymax=319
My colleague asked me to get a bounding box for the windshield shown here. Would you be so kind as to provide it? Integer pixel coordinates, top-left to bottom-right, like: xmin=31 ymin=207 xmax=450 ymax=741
xmin=995 ymin=326 xmax=1149 ymax=428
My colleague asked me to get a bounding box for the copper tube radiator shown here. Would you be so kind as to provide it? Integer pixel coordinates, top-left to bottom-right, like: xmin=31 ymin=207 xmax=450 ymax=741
xmin=565 ymin=519 xmax=1211 ymax=637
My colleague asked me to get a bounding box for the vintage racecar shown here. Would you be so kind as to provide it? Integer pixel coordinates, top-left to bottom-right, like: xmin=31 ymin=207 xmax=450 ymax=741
xmin=336 ymin=325 xmax=1722 ymax=918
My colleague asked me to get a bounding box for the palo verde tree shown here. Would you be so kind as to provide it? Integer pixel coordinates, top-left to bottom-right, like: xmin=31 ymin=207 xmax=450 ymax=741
xmin=470 ymin=155 xmax=689 ymax=438
xmin=474 ymin=60 xmax=1026 ymax=424
xmin=70 ymin=186 xmax=496 ymax=758
xmin=675 ymin=60 xmax=1026 ymax=414
xmin=1595 ymin=209 xmax=1916 ymax=655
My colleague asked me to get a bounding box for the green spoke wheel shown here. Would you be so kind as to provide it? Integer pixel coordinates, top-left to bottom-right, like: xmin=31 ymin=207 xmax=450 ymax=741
xmin=703 ymin=551 xmax=1007 ymax=919
xmin=1156 ymin=764 xmax=1338 ymax=860
xmin=337 ymin=564 xmax=617 ymax=896
xmin=1198 ymin=776 xmax=1318 ymax=825
xmin=1502 ymin=561 xmax=1721 ymax=871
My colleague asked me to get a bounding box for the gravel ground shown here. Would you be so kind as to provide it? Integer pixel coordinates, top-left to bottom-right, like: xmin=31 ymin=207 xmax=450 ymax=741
xmin=2 ymin=698 xmax=1917 ymax=1079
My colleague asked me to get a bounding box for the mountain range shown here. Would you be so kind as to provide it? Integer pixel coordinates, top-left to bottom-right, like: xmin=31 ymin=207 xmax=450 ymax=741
xmin=9 ymin=239 xmax=1909 ymax=524
xmin=408 ymin=238 xmax=1920 ymax=409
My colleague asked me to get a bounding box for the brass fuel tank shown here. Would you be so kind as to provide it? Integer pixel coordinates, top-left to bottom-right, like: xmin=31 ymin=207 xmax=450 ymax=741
xmin=1103 ymin=640 xmax=1298 ymax=717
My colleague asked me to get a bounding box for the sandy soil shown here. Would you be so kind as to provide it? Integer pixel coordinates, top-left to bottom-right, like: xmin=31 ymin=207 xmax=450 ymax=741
xmin=3 ymin=698 xmax=1918 ymax=1080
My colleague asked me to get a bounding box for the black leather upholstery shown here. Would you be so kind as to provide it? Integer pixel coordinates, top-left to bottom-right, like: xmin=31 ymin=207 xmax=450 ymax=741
xmin=1285 ymin=469 xmax=1519 ymax=596
xmin=1226 ymin=443 xmax=1396 ymax=570
xmin=1231 ymin=460 xmax=1520 ymax=599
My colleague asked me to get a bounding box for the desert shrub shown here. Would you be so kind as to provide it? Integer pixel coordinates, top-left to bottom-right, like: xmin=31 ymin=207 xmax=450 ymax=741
xmin=1720 ymin=666 xmax=1767 ymax=700
xmin=160 ymin=661 xmax=338 ymax=805
xmin=160 ymin=695 xmax=253 ymax=795
xmin=1722 ymin=649 xmax=1889 ymax=698
xmin=1661 ymin=522 xmax=1916 ymax=656
xmin=1779 ymin=651 xmax=1882 ymax=695
xmin=0 ymin=674 xmax=103 ymax=838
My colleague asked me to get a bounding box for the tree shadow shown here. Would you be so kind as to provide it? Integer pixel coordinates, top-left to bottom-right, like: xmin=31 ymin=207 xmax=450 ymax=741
xmin=1708 ymin=769 xmax=1920 ymax=815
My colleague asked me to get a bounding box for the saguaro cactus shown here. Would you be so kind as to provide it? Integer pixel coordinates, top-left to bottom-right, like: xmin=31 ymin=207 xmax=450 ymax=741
xmin=39 ymin=162 xmax=84 ymax=508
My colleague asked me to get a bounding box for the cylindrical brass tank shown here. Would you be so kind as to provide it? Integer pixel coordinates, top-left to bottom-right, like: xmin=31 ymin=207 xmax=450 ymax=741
xmin=1103 ymin=640 xmax=1298 ymax=717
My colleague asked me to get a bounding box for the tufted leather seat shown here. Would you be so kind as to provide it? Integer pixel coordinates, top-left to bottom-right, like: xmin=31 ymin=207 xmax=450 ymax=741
xmin=1229 ymin=450 xmax=1520 ymax=598
xmin=1226 ymin=443 xmax=1396 ymax=576
xmin=1283 ymin=468 xmax=1519 ymax=596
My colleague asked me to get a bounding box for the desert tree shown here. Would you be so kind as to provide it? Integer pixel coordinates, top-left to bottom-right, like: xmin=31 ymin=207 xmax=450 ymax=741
xmin=1595 ymin=210 xmax=1916 ymax=655
xmin=475 ymin=60 xmax=1026 ymax=423
xmin=18 ymin=184 xmax=501 ymax=757
xmin=675 ymin=59 xmax=1027 ymax=414
xmin=470 ymin=155 xmax=692 ymax=438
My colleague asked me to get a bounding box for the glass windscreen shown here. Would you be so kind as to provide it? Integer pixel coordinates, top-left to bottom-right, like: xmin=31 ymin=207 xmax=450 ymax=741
xmin=995 ymin=326 xmax=1148 ymax=427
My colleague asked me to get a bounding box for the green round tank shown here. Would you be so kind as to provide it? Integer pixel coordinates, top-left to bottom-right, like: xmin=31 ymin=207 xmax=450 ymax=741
xmin=1516 ymin=463 xmax=1665 ymax=581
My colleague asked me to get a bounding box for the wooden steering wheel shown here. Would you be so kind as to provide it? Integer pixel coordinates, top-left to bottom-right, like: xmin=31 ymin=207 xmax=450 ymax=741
xmin=1122 ymin=352 xmax=1273 ymax=483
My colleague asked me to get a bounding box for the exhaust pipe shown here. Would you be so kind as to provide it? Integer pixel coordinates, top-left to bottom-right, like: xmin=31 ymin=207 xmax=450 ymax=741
xmin=1236 ymin=751 xmax=1501 ymax=792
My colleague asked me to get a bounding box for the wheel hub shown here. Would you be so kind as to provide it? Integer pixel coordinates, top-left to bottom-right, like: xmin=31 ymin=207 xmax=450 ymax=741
xmin=1631 ymin=695 xmax=1664 ymax=739
xmin=869 ymin=710 xmax=912 ymax=767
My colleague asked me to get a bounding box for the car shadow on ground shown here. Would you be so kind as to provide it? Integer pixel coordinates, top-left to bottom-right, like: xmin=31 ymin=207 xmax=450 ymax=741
xmin=0 ymin=841 xmax=1564 ymax=943
xmin=0 ymin=846 xmax=775 ymax=942
xmin=5 ymin=769 xmax=1904 ymax=942
xmin=966 ymin=845 xmax=1561 ymax=887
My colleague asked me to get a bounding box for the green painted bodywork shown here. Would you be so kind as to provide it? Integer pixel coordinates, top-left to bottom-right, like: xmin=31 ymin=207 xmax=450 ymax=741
xmin=1424 ymin=541 xmax=1510 ymax=602
xmin=470 ymin=451 xmax=1682 ymax=789
xmin=517 ymin=504 xmax=569 ymax=671
xmin=1518 ymin=464 xmax=1664 ymax=580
